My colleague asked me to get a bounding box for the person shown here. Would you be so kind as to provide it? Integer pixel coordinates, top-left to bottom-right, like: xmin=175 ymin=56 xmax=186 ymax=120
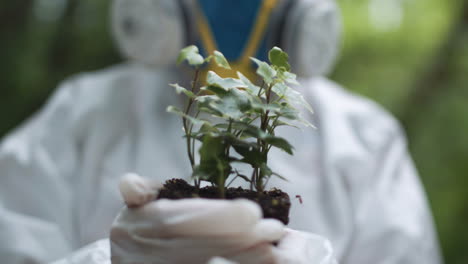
xmin=0 ymin=0 xmax=442 ymax=263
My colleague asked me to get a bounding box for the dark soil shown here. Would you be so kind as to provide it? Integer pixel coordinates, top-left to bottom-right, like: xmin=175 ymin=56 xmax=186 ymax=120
xmin=157 ymin=178 xmax=291 ymax=225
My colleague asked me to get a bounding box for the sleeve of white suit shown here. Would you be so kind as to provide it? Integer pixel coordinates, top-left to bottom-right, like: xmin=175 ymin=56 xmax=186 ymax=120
xmin=342 ymin=126 xmax=442 ymax=263
xmin=0 ymin=80 xmax=80 ymax=263
xmin=50 ymin=239 xmax=111 ymax=264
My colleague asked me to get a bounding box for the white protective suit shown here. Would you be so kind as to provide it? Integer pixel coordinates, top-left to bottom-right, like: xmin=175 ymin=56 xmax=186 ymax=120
xmin=0 ymin=0 xmax=442 ymax=263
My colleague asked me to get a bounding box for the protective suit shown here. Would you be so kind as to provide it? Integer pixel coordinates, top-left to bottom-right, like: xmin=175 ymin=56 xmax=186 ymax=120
xmin=0 ymin=0 xmax=442 ymax=263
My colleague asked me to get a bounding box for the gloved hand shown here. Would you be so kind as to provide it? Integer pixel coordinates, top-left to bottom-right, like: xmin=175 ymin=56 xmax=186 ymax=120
xmin=111 ymin=173 xmax=286 ymax=264
xmin=272 ymin=229 xmax=337 ymax=264
xmin=207 ymin=228 xmax=337 ymax=264
xmin=112 ymin=173 xmax=337 ymax=264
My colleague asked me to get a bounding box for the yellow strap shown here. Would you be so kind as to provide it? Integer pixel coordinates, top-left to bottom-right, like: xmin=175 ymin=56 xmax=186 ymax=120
xmin=239 ymin=0 xmax=278 ymax=65
xmin=194 ymin=0 xmax=278 ymax=80
xmin=194 ymin=2 xmax=218 ymax=54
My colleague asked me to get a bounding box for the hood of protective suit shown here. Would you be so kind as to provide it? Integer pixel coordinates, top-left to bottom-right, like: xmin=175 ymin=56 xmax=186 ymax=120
xmin=111 ymin=0 xmax=341 ymax=78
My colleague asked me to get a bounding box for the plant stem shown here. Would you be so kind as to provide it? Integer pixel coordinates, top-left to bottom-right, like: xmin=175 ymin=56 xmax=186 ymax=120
xmin=257 ymin=81 xmax=265 ymax=97
xmin=218 ymin=177 xmax=226 ymax=198
xmin=256 ymin=168 xmax=263 ymax=192
xmin=251 ymin=81 xmax=269 ymax=191
xmin=268 ymin=116 xmax=279 ymax=134
xmin=235 ymin=116 xmax=259 ymax=137
xmin=182 ymin=69 xmax=200 ymax=188
xmin=189 ymin=110 xmax=200 ymax=165
xmin=225 ymin=118 xmax=233 ymax=156
xmin=226 ymin=173 xmax=238 ymax=188
xmin=260 ymin=83 xmax=273 ymax=131
xmin=218 ymin=118 xmax=233 ymax=198
xmin=256 ymin=83 xmax=274 ymax=192
xmin=250 ymin=170 xmax=256 ymax=190
xmin=183 ymin=101 xmax=195 ymax=168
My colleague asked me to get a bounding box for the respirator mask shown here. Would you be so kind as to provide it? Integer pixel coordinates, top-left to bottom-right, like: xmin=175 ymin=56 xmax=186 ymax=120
xmin=112 ymin=0 xmax=341 ymax=78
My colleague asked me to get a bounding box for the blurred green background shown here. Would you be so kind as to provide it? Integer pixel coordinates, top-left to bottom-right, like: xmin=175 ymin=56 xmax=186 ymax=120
xmin=1 ymin=0 xmax=467 ymax=262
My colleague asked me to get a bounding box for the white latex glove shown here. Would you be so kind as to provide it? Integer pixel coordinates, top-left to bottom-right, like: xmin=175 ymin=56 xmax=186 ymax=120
xmin=51 ymin=229 xmax=337 ymax=264
xmin=53 ymin=174 xmax=336 ymax=264
xmin=111 ymin=174 xmax=286 ymax=264
xmin=119 ymin=173 xmax=163 ymax=207
xmin=208 ymin=228 xmax=337 ymax=264
xmin=274 ymin=229 xmax=337 ymax=264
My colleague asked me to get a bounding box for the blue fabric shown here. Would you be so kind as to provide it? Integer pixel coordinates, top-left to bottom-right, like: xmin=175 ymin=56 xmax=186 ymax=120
xmin=198 ymin=0 xmax=268 ymax=61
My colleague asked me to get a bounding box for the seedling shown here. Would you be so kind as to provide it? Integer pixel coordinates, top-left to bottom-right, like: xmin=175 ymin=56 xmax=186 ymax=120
xmin=167 ymin=45 xmax=313 ymax=197
xmin=159 ymin=45 xmax=313 ymax=224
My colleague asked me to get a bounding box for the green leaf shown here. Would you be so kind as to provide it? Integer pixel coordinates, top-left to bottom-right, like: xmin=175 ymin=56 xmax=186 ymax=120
xmin=195 ymin=95 xmax=223 ymax=116
xmin=166 ymin=105 xmax=208 ymax=126
xmin=199 ymin=123 xmax=219 ymax=133
xmin=194 ymin=135 xmax=231 ymax=184
xmin=296 ymin=115 xmax=316 ymax=128
xmin=199 ymin=96 xmax=242 ymax=119
xmin=215 ymin=122 xmax=252 ymax=131
xmin=229 ymin=121 xmax=294 ymax=154
xmin=272 ymin=83 xmax=313 ymax=114
xmin=199 ymin=135 xmax=224 ymax=159
xmin=256 ymin=164 xmax=288 ymax=188
xmin=210 ymin=94 xmax=244 ymax=119
xmin=263 ymin=136 xmax=294 ymax=155
xmin=270 ymin=102 xmax=315 ymax=128
xmin=237 ymin=72 xmax=262 ymax=95
xmin=251 ymin=58 xmax=277 ymax=84
xmin=268 ymin=47 xmax=290 ymax=71
xmin=271 ymin=82 xmax=288 ymax=97
xmin=198 ymin=89 xmax=253 ymax=120
xmin=273 ymin=119 xmax=300 ymax=129
xmin=250 ymin=101 xmax=281 ymax=115
xmin=201 ymin=85 xmax=229 ymax=96
xmin=169 ymin=83 xmax=195 ymax=98
xmin=228 ymin=122 xmax=264 ymax=138
xmin=177 ymin=45 xmax=204 ymax=67
xmin=272 ymin=171 xmax=289 ymax=182
xmin=213 ymin=50 xmax=231 ymax=69
xmin=260 ymin=163 xmax=273 ymax=177
xmin=269 ymin=102 xmax=297 ymax=118
xmin=229 ymin=88 xmax=254 ymax=111
xmin=231 ymin=141 xmax=266 ymax=167
xmin=195 ymin=94 xmax=218 ymax=103
xmin=206 ymin=71 xmax=247 ymax=90
xmin=283 ymin=71 xmax=300 ymax=85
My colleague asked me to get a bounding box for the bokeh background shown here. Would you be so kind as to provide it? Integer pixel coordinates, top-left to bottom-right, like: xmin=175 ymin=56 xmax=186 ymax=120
xmin=1 ymin=0 xmax=467 ymax=262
